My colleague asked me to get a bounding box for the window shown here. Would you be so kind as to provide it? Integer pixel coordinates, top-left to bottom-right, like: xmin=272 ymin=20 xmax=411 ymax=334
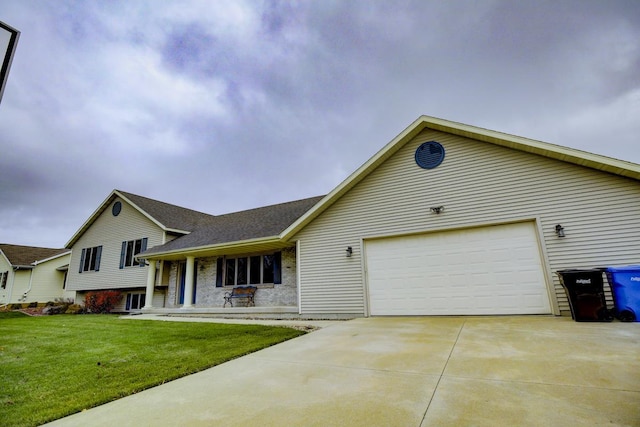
xmin=125 ymin=293 xmax=146 ymax=310
xmin=219 ymin=252 xmax=281 ymax=286
xmin=120 ymin=238 xmax=148 ymax=268
xmin=0 ymin=271 xmax=8 ymax=289
xmin=79 ymin=246 xmax=102 ymax=273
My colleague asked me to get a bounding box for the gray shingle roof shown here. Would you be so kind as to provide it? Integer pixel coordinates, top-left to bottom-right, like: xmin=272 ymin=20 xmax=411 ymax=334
xmin=143 ymin=195 xmax=324 ymax=256
xmin=118 ymin=190 xmax=217 ymax=232
xmin=0 ymin=244 xmax=69 ymax=267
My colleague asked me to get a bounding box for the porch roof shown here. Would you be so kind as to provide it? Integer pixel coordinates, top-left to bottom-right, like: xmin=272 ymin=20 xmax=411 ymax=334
xmin=141 ymin=195 xmax=324 ymax=260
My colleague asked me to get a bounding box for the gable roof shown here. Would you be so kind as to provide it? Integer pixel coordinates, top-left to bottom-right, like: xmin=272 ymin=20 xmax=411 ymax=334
xmin=0 ymin=244 xmax=70 ymax=268
xmin=141 ymin=195 xmax=324 ymax=259
xmin=281 ymin=115 xmax=640 ymax=239
xmin=66 ymin=190 xmax=217 ymax=248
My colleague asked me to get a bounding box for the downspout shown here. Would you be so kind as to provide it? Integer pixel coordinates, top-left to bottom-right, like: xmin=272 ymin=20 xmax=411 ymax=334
xmin=22 ymin=263 xmax=36 ymax=301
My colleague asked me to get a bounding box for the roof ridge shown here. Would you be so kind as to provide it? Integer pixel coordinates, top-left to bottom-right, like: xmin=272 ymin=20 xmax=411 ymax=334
xmin=116 ymin=190 xmax=216 ymax=218
xmin=213 ymin=195 xmax=325 ymax=218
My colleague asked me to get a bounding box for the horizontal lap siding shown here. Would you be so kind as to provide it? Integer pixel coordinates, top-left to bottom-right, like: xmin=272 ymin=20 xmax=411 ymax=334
xmin=295 ymin=130 xmax=640 ymax=315
xmin=66 ymin=197 xmax=165 ymax=292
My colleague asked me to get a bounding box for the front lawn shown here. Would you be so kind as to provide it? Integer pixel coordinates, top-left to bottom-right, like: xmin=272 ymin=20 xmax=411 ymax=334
xmin=0 ymin=312 xmax=305 ymax=426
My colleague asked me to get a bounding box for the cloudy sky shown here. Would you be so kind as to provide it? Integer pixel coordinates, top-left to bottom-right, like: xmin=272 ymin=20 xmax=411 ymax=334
xmin=1 ymin=0 xmax=639 ymax=249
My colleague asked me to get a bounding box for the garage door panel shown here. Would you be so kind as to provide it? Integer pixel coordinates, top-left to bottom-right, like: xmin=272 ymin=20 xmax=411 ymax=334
xmin=366 ymin=222 xmax=551 ymax=315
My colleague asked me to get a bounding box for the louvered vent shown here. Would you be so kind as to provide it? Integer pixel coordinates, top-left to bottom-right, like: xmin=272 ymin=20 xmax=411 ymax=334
xmin=415 ymin=141 xmax=445 ymax=169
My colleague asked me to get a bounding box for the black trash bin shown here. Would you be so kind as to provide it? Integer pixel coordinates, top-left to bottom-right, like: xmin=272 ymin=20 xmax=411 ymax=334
xmin=556 ymin=269 xmax=612 ymax=322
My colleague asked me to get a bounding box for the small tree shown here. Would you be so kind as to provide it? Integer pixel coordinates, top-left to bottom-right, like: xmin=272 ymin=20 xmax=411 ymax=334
xmin=84 ymin=291 xmax=123 ymax=313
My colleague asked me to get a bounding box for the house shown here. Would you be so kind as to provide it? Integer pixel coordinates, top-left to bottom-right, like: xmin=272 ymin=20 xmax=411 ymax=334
xmin=138 ymin=116 xmax=640 ymax=318
xmin=64 ymin=190 xmax=217 ymax=312
xmin=0 ymin=244 xmax=72 ymax=305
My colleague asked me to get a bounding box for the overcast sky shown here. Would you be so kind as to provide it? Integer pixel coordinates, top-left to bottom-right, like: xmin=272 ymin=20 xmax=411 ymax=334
xmin=1 ymin=0 xmax=639 ymax=249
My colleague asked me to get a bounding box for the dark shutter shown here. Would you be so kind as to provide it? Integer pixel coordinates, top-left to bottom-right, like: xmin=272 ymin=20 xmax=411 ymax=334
xmin=79 ymin=248 xmax=86 ymax=273
xmin=273 ymin=251 xmax=282 ymax=284
xmin=139 ymin=238 xmax=148 ymax=267
xmin=94 ymin=246 xmax=102 ymax=271
xmin=215 ymin=258 xmax=223 ymax=287
xmin=119 ymin=241 xmax=127 ymax=269
xmin=125 ymin=293 xmax=131 ymax=311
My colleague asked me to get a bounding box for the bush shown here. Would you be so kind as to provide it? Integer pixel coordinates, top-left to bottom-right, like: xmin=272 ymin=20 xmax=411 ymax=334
xmin=84 ymin=291 xmax=123 ymax=314
xmin=43 ymin=306 xmax=65 ymax=315
xmin=28 ymin=301 xmax=38 ymax=308
xmin=11 ymin=303 xmax=23 ymax=310
xmin=65 ymin=304 xmax=84 ymax=314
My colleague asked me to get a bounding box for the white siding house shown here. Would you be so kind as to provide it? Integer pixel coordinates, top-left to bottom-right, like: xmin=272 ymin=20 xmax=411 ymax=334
xmin=65 ymin=190 xmax=217 ymax=311
xmin=0 ymin=244 xmax=72 ymax=305
xmin=131 ymin=116 xmax=640 ymax=318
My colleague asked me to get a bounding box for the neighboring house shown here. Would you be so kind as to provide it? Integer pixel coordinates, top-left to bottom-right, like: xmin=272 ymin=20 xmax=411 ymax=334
xmin=138 ymin=116 xmax=640 ymax=318
xmin=0 ymin=244 xmax=71 ymax=305
xmin=64 ymin=190 xmax=217 ymax=312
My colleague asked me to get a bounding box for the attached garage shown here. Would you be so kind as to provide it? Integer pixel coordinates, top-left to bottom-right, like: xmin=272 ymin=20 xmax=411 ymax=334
xmin=288 ymin=116 xmax=640 ymax=318
xmin=365 ymin=222 xmax=552 ymax=315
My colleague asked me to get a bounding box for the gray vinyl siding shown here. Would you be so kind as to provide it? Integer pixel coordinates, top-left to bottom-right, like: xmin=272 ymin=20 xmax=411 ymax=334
xmin=66 ymin=197 xmax=165 ymax=292
xmin=294 ymin=129 xmax=640 ymax=315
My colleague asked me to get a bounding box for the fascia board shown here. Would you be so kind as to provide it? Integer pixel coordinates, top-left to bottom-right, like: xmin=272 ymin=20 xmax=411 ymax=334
xmin=0 ymin=248 xmax=11 ymax=267
xmin=32 ymin=250 xmax=72 ymax=266
xmin=281 ymin=115 xmax=640 ymax=241
xmin=115 ymin=191 xmax=170 ymax=231
xmin=65 ymin=190 xmax=172 ymax=248
xmin=422 ymin=116 xmax=640 ymax=180
xmin=141 ymin=236 xmax=283 ymax=260
xmin=280 ymin=116 xmax=429 ymax=240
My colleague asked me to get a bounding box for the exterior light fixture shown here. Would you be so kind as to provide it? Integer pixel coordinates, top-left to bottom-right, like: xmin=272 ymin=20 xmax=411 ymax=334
xmin=346 ymin=246 xmax=353 ymax=257
xmin=430 ymin=206 xmax=444 ymax=214
xmin=555 ymin=224 xmax=565 ymax=238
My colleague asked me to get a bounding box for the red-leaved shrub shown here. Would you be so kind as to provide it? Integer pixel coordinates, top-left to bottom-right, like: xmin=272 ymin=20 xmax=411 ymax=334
xmin=84 ymin=291 xmax=123 ymax=313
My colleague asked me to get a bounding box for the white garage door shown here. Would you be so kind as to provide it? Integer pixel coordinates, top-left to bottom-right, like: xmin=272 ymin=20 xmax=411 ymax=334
xmin=366 ymin=222 xmax=551 ymax=315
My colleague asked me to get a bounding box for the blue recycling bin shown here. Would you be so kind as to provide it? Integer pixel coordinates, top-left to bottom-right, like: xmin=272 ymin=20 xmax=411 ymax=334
xmin=605 ymin=265 xmax=640 ymax=322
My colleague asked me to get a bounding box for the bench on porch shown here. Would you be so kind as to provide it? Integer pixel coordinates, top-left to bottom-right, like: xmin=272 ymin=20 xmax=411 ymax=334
xmin=223 ymin=286 xmax=257 ymax=308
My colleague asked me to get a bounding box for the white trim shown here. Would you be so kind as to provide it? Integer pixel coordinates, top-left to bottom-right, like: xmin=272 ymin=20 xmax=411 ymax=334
xmin=533 ymin=217 xmax=561 ymax=315
xmin=32 ymin=250 xmax=71 ymax=266
xmin=280 ymin=115 xmax=640 ymax=242
xmin=359 ymin=237 xmax=369 ymax=317
xmin=296 ymin=240 xmax=302 ymax=315
xmin=364 ymin=220 xmax=551 ymax=315
xmin=65 ymin=190 xmax=188 ymax=248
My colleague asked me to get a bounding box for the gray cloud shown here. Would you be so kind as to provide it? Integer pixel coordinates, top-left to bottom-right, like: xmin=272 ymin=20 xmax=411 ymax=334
xmin=1 ymin=0 xmax=639 ymax=247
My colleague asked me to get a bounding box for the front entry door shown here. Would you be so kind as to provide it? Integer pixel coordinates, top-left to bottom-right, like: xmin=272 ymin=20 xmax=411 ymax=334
xmin=178 ymin=261 xmax=197 ymax=305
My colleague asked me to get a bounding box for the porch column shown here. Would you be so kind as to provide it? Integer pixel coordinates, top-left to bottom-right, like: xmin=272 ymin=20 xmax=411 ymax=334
xmin=182 ymin=256 xmax=195 ymax=308
xmin=143 ymin=260 xmax=157 ymax=309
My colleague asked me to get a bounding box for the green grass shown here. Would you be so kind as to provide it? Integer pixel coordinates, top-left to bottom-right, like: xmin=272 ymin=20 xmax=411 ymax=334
xmin=0 ymin=312 xmax=305 ymax=426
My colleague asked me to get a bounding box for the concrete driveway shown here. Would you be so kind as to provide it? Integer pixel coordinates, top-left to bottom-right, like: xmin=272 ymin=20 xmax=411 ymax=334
xmin=46 ymin=316 xmax=640 ymax=426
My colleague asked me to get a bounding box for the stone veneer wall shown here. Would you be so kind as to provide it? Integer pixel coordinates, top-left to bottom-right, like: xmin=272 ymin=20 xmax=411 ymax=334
xmin=166 ymin=247 xmax=297 ymax=308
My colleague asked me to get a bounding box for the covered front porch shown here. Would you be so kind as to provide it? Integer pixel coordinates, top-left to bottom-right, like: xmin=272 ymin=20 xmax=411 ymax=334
xmin=140 ymin=242 xmax=302 ymax=315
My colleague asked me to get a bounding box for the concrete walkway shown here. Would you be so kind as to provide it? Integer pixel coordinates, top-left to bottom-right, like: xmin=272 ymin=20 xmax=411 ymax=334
xmin=45 ymin=316 xmax=640 ymax=426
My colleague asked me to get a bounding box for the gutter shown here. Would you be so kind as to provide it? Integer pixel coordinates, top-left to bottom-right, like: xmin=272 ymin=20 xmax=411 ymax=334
xmin=139 ymin=236 xmax=285 ymax=260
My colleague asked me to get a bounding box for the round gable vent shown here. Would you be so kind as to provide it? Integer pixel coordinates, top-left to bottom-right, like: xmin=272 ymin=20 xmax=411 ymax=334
xmin=415 ymin=141 xmax=445 ymax=169
xmin=112 ymin=201 xmax=122 ymax=216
